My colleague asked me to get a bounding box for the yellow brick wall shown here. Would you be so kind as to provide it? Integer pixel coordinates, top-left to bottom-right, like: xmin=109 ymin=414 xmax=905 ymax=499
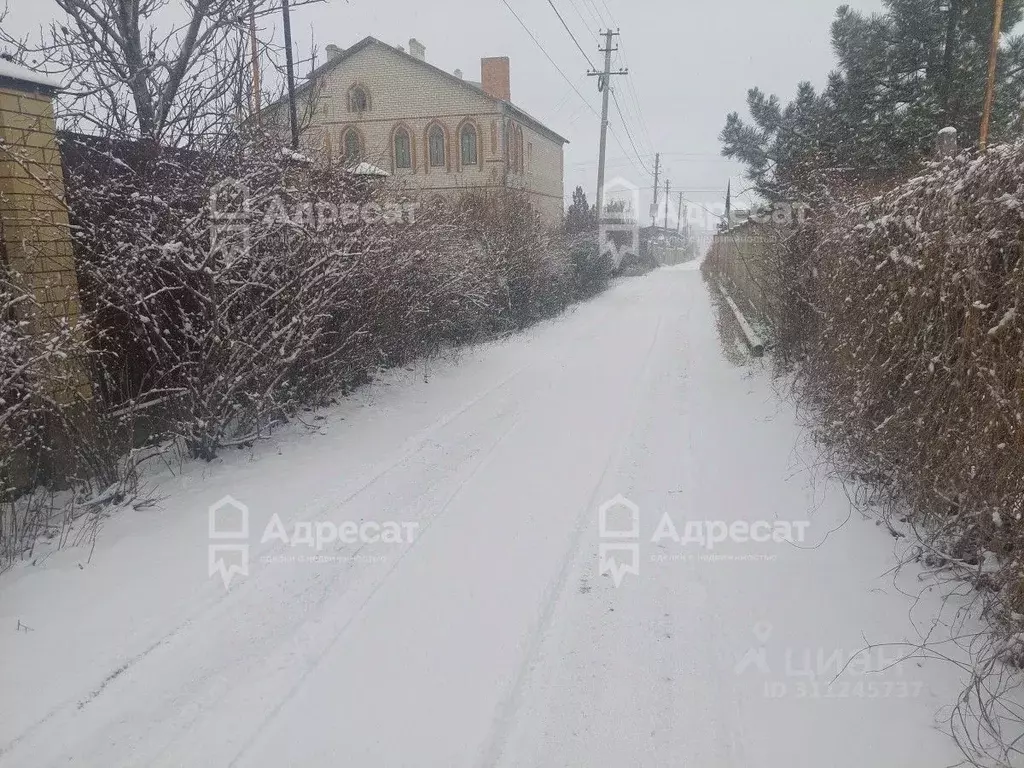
xmin=0 ymin=83 xmax=91 ymax=403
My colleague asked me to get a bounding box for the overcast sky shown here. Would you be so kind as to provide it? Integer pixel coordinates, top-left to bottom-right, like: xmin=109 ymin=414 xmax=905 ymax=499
xmin=4 ymin=0 xmax=884 ymax=229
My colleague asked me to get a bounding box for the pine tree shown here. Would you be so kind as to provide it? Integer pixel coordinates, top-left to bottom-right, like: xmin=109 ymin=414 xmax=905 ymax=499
xmin=565 ymin=185 xmax=596 ymax=234
xmin=721 ymin=0 xmax=1024 ymax=201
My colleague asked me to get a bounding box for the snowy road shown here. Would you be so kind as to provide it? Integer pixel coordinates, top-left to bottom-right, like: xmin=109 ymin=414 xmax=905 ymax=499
xmin=2 ymin=266 xmax=972 ymax=767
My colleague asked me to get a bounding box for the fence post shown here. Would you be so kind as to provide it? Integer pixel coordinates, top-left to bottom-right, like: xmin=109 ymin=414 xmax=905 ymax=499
xmin=936 ymin=127 xmax=958 ymax=159
xmin=0 ymin=64 xmax=93 ymax=484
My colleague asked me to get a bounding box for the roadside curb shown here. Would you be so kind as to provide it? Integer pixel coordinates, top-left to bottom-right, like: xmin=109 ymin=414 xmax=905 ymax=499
xmin=717 ymin=282 xmax=764 ymax=357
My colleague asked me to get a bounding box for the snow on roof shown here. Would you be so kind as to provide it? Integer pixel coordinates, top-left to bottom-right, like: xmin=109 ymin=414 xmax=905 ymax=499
xmin=0 ymin=59 xmax=61 ymax=91
xmin=351 ymin=161 xmax=390 ymax=177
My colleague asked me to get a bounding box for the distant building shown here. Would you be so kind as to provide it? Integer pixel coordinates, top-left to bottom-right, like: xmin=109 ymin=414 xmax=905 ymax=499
xmin=265 ymin=36 xmax=569 ymax=227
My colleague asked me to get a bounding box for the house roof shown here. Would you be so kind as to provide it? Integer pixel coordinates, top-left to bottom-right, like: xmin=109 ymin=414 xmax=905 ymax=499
xmin=0 ymin=58 xmax=61 ymax=93
xmin=276 ymin=36 xmax=569 ymax=145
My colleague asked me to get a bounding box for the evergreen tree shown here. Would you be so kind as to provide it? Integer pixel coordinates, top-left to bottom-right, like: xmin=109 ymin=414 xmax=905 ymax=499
xmin=721 ymin=0 xmax=1024 ymax=201
xmin=565 ymin=185 xmax=597 ymax=234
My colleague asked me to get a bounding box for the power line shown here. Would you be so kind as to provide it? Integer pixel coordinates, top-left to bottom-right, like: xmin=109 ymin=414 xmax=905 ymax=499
xmin=615 ymin=36 xmax=655 ymax=157
xmin=612 ymin=89 xmax=654 ymax=175
xmin=564 ymin=0 xmax=599 ymax=37
xmin=499 ymin=0 xmax=595 ymax=119
xmin=545 ymin=0 xmax=596 ymax=69
xmin=577 ymin=0 xmax=607 ymax=30
xmin=611 ymin=79 xmax=654 ymax=161
xmin=595 ymin=0 xmax=616 ymax=26
xmin=499 ymin=1 xmax=646 ymax=180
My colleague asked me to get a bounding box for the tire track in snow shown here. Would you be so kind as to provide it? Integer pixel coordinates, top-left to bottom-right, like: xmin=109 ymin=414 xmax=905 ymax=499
xmin=0 ymin=300 xmax=617 ymax=766
xmin=476 ymin=315 xmax=665 ymax=768
xmin=222 ymin=308 xmax=629 ymax=768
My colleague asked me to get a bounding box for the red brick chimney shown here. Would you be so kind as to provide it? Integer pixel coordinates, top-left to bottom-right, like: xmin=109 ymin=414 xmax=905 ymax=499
xmin=481 ymin=57 xmax=510 ymax=102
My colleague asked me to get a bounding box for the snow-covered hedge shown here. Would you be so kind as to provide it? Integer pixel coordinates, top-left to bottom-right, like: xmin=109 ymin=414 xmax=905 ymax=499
xmin=802 ymin=141 xmax=1024 ymax=767
xmin=705 ymin=145 xmax=1024 ymax=763
xmin=708 ymin=146 xmax=1024 ymax=568
xmin=0 ymin=131 xmax=611 ymax=562
xmin=0 ymin=266 xmax=98 ymax=560
xmin=803 ymin=145 xmax=1024 ymax=562
xmin=59 ymin=133 xmax=608 ymax=460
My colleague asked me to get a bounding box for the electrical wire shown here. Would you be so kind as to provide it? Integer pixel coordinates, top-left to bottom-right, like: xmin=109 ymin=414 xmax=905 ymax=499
xmin=499 ymin=0 xmax=595 ymax=118
xmin=545 ymin=0 xmax=596 ymax=70
xmin=564 ymin=0 xmax=599 ymax=39
xmin=498 ymin=0 xmax=646 ymax=180
xmin=612 ymin=88 xmax=654 ymax=175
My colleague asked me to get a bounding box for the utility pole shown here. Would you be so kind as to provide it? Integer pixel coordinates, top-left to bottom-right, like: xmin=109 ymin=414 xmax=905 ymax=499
xmin=282 ymin=0 xmax=300 ymax=149
xmin=249 ymin=0 xmax=262 ymax=126
xmin=588 ymin=30 xmax=627 ymax=221
xmin=651 ymin=152 xmax=660 ymax=227
xmin=677 ymin=192 xmax=684 ymax=234
xmin=980 ymin=0 xmax=1005 ymax=150
xmin=663 ymin=179 xmax=670 ymax=231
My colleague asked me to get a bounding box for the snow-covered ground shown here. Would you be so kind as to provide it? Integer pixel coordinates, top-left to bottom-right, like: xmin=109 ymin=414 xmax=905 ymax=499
xmin=1 ymin=265 xmax=979 ymax=766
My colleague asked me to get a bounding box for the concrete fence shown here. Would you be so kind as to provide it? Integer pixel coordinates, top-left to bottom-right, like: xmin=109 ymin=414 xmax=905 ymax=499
xmin=704 ymin=220 xmax=787 ymax=333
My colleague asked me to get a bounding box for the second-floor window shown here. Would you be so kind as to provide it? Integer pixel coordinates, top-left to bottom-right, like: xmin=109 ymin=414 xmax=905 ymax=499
xmin=428 ymin=125 xmax=446 ymax=168
xmin=349 ymin=86 xmax=369 ymax=113
xmin=394 ymin=128 xmax=412 ymax=169
xmin=460 ymin=124 xmax=478 ymax=167
xmin=342 ymin=128 xmax=362 ymax=163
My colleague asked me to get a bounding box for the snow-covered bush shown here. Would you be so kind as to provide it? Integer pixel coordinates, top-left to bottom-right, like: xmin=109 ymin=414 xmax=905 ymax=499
xmin=60 ymin=134 xmax=607 ymax=463
xmin=0 ymin=259 xmax=99 ymax=562
xmin=457 ymin=189 xmax=574 ymax=328
xmin=62 ymin=133 xmax=507 ymax=458
xmin=802 ymin=145 xmax=1024 ymax=564
xmin=809 ymin=140 xmax=1024 ymax=768
xmin=707 ymin=144 xmax=1024 ymax=764
xmin=0 ymin=129 xmax=618 ymax=566
xmin=567 ymin=232 xmax=613 ymax=300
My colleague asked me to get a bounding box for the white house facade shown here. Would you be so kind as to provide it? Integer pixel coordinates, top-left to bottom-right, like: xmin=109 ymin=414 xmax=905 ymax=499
xmin=267 ymin=36 xmax=568 ymax=227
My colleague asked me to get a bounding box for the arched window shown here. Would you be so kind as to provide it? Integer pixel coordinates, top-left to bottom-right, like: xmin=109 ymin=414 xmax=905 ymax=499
xmin=341 ymin=128 xmax=362 ymax=163
xmin=506 ymin=120 xmax=516 ymax=170
xmin=348 ymin=85 xmax=369 ymax=113
xmin=428 ymin=124 xmax=446 ymax=168
xmin=506 ymin=121 xmax=523 ymax=174
xmin=460 ymin=123 xmax=478 ymax=167
xmin=394 ymin=127 xmax=412 ymax=169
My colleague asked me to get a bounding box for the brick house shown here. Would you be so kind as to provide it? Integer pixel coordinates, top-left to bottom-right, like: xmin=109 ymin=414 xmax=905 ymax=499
xmin=266 ymin=36 xmax=568 ymax=227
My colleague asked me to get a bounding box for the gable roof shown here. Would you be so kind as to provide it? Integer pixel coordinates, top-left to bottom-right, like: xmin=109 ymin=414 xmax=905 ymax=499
xmin=278 ymin=36 xmax=569 ymax=145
